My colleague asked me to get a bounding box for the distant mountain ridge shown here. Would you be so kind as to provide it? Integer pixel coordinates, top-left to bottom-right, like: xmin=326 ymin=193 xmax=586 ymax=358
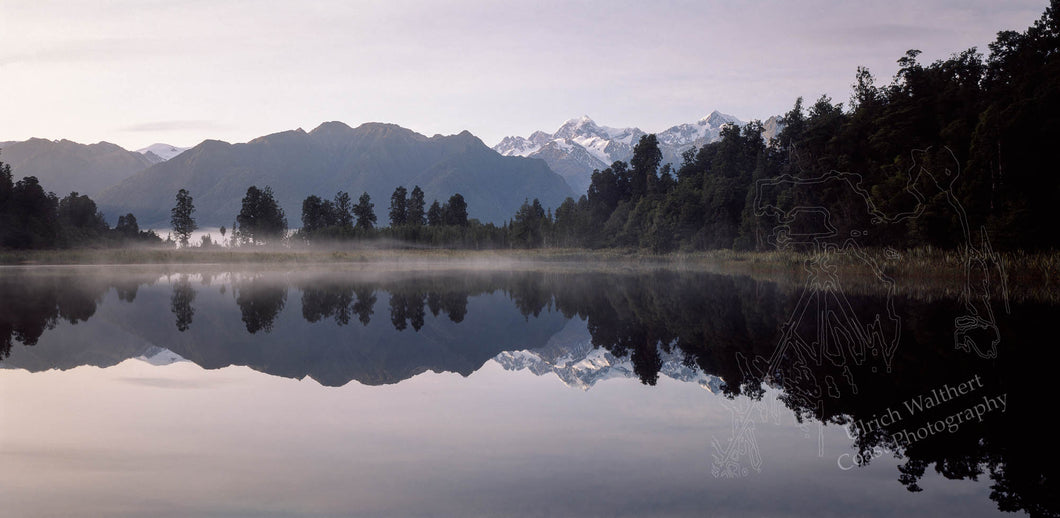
xmin=494 ymin=111 xmax=783 ymax=194
xmin=0 ymin=138 xmax=156 ymax=197
xmin=3 ymin=114 xmax=784 ymax=227
xmin=97 ymin=121 xmax=575 ymax=228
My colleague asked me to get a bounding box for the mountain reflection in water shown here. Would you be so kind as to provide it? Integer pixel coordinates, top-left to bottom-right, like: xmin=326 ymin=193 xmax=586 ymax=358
xmin=0 ymin=266 xmax=1056 ymax=517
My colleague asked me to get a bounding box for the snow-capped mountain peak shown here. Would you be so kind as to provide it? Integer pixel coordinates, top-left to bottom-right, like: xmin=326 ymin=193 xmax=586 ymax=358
xmin=555 ymin=115 xmax=603 ymax=139
xmin=494 ymin=135 xmax=542 ymax=157
xmin=493 ymin=110 xmax=756 ymax=195
xmin=494 ymin=343 xmax=725 ymax=392
xmin=491 ymin=319 xmax=725 ymax=391
xmin=700 ymin=110 xmax=740 ymax=127
xmin=656 ymin=111 xmax=744 ymax=150
xmin=528 ymin=130 xmax=552 ymax=143
xmin=136 ymin=143 xmax=190 ymax=162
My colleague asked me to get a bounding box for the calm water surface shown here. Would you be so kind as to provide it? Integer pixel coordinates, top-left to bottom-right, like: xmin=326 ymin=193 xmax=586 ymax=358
xmin=1 ymin=265 xmax=1054 ymax=517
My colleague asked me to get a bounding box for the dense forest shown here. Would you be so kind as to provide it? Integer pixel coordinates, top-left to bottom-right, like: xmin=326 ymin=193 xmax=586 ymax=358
xmin=289 ymin=0 xmax=1060 ymax=253
xmin=0 ymin=158 xmax=161 ymax=249
xmin=293 ymin=186 xmax=512 ymax=248
xmin=540 ymin=3 xmax=1060 ymax=252
xmin=2 ymin=3 xmax=1057 ymax=252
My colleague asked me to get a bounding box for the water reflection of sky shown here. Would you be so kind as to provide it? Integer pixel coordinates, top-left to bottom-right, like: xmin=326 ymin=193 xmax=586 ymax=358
xmin=1 ymin=266 xmax=1035 ymax=517
xmin=2 ymin=355 xmax=1001 ymax=517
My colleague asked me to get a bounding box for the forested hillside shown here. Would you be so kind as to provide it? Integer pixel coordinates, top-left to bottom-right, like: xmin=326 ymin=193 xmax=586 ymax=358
xmin=529 ymin=5 xmax=1059 ymax=252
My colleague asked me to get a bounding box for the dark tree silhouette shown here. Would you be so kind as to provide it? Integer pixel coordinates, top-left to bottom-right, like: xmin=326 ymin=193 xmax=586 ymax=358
xmin=333 ymin=191 xmax=354 ymax=228
xmin=170 ymin=275 xmax=196 ymax=332
xmin=235 ymin=278 xmax=287 ymax=333
xmin=443 ymin=193 xmax=468 ymax=226
xmin=353 ymin=287 xmax=377 ymax=326
xmin=426 ymin=200 xmax=443 ymax=227
xmin=237 ymin=186 xmax=287 ymax=245
xmin=171 ymin=189 xmax=197 ymax=248
xmin=301 ymin=282 xmax=354 ymax=326
xmin=408 ymin=186 xmax=426 ymax=226
xmin=115 ymin=213 xmax=139 ymax=239
xmin=389 ymin=186 xmax=408 ymax=227
xmin=353 ymin=192 xmax=376 ymax=230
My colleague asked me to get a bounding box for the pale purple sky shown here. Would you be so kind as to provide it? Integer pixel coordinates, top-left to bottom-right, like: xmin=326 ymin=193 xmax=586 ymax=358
xmin=0 ymin=0 xmax=1049 ymax=150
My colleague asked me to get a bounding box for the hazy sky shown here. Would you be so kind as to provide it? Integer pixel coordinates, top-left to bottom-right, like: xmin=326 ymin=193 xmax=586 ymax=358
xmin=0 ymin=0 xmax=1049 ymax=150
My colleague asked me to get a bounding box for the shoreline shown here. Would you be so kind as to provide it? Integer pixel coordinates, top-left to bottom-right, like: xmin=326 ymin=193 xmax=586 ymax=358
xmin=0 ymin=247 xmax=1053 ymax=301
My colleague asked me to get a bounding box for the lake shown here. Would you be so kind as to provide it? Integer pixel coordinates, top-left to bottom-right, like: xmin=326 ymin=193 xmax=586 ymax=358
xmin=1 ymin=263 xmax=1055 ymax=517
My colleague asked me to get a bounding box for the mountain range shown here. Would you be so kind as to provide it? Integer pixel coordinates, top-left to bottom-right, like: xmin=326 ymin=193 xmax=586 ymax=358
xmin=0 ymin=273 xmax=724 ymax=391
xmin=97 ymin=122 xmax=575 ymax=227
xmin=2 ymin=111 xmax=781 ymax=228
xmin=494 ymin=111 xmax=782 ymax=194
xmin=493 ymin=319 xmax=725 ymax=392
xmin=0 ymin=138 xmax=157 ymax=197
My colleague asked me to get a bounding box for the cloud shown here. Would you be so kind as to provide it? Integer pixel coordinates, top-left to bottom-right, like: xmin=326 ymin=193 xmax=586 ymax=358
xmin=119 ymin=120 xmax=225 ymax=133
xmin=0 ymin=37 xmax=156 ymax=67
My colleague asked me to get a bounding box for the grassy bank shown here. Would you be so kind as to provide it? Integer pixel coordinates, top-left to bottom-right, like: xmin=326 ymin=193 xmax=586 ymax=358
xmin=0 ymin=247 xmax=670 ymax=267
xmin=0 ymin=246 xmax=1055 ymax=300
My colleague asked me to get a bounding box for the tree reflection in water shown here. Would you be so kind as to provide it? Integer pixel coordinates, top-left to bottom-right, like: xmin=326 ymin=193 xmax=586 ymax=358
xmin=234 ymin=276 xmax=287 ymax=334
xmin=0 ymin=267 xmax=1056 ymax=516
xmin=170 ymin=274 xmax=196 ymax=332
xmin=0 ymin=272 xmax=110 ymax=359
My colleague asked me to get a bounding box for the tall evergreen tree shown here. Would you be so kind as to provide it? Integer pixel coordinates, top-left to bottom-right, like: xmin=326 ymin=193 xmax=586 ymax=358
xmin=443 ymin=193 xmax=468 ymax=227
xmin=171 ymin=189 xmax=197 ymax=248
xmin=389 ymin=186 xmax=408 ymax=227
xmin=301 ymin=195 xmax=329 ymax=234
xmin=58 ymin=192 xmax=108 ymax=243
xmin=427 ymin=200 xmax=443 ymax=227
xmin=408 ymin=186 xmax=426 ymax=226
xmin=353 ymin=192 xmax=377 ymax=230
xmin=237 ymin=185 xmax=287 ymax=245
xmin=115 ymin=213 xmax=140 ymax=238
xmin=629 ymin=134 xmax=662 ymax=200
xmin=0 ymin=156 xmax=12 ymax=247
xmin=333 ymin=191 xmax=353 ymax=228
xmin=511 ymin=198 xmax=548 ymax=248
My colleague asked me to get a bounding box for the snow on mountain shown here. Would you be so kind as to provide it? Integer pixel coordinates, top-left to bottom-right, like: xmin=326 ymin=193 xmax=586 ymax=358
xmin=656 ymin=110 xmax=741 ymax=149
xmin=136 ymin=143 xmax=190 ymax=162
xmin=496 ymin=116 xmax=642 ymax=163
xmin=494 ymin=111 xmax=750 ymax=196
xmin=135 ymin=346 xmax=188 ymax=366
xmin=494 ymin=136 xmax=541 ymax=157
xmin=492 ymin=319 xmax=725 ymax=392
